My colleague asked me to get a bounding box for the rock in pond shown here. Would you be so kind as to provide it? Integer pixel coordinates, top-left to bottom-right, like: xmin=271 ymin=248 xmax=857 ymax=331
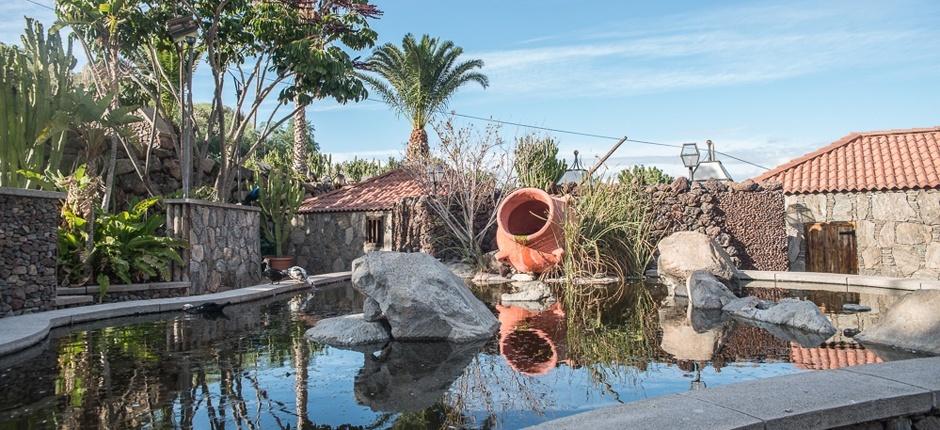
xmin=658 ymin=231 xmax=740 ymax=293
xmin=352 ymin=251 xmax=500 ymax=342
xmin=502 ymin=281 xmax=552 ymax=302
xmin=722 ymin=297 xmax=836 ymax=336
xmin=685 ymin=271 xmax=737 ymax=309
xmin=855 ymin=290 xmax=940 ymax=354
xmin=305 ymin=313 xmax=390 ymax=347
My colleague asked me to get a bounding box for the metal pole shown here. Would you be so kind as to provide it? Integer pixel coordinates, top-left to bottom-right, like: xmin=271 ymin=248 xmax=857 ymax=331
xmin=579 ymin=136 xmax=628 ymax=186
xmin=181 ymin=41 xmax=193 ymax=199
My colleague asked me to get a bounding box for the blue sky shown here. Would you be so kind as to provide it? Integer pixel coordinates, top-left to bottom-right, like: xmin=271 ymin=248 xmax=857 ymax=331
xmin=3 ymin=0 xmax=939 ymax=179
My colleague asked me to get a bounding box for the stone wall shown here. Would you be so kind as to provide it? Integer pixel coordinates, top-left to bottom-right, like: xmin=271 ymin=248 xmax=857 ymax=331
xmin=786 ymin=189 xmax=940 ymax=278
xmin=166 ymin=199 xmax=261 ymax=294
xmin=289 ymin=211 xmax=393 ymax=274
xmin=0 ymin=188 xmax=63 ymax=318
xmin=649 ymin=178 xmax=788 ymax=271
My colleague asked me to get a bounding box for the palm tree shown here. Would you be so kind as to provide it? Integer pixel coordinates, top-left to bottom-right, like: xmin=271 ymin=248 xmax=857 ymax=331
xmin=361 ymin=33 xmax=488 ymax=159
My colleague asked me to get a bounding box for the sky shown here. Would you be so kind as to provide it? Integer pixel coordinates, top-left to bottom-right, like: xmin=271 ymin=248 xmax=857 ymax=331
xmin=3 ymin=0 xmax=940 ymax=179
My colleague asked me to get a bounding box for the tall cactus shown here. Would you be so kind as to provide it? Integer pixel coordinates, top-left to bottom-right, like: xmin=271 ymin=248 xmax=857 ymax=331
xmin=0 ymin=18 xmax=76 ymax=188
xmin=257 ymin=168 xmax=305 ymax=257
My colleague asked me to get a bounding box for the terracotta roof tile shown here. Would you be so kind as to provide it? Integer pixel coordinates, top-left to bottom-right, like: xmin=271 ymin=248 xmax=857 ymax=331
xmin=790 ymin=342 xmax=883 ymax=370
xmin=298 ymin=169 xmax=425 ymax=213
xmin=756 ymin=127 xmax=940 ymax=194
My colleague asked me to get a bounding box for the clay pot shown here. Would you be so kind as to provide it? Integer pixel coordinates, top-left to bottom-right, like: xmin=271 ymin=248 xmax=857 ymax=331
xmin=265 ymin=256 xmax=294 ymax=270
xmin=494 ymin=188 xmax=567 ymax=274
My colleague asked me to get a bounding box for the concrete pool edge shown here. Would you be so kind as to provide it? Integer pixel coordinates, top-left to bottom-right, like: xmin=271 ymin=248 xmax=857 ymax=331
xmin=527 ymin=356 xmax=940 ymax=430
xmin=0 ymin=272 xmax=351 ymax=357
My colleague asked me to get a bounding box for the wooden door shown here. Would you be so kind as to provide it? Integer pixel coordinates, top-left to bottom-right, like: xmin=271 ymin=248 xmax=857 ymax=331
xmin=805 ymin=222 xmax=858 ymax=274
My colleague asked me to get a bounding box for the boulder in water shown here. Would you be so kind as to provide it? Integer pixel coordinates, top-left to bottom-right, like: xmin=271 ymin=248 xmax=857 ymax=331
xmin=352 ymin=251 xmax=499 ymax=342
xmin=657 ymin=231 xmax=740 ymax=294
xmin=686 ymin=271 xmax=738 ymax=309
xmin=722 ymin=297 xmax=836 ymax=335
xmin=305 ymin=313 xmax=390 ymax=347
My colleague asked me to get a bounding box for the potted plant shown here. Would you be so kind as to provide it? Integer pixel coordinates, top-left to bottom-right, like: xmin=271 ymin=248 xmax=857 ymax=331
xmin=256 ymin=167 xmax=304 ymax=270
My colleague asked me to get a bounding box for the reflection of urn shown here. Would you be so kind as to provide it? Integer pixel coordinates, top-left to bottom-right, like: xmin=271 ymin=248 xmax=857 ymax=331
xmin=496 ymin=303 xmax=567 ymax=376
xmin=494 ymin=188 xmax=567 ymax=274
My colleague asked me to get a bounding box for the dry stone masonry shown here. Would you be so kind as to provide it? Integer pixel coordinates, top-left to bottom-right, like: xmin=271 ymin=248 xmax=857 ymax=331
xmin=786 ymin=190 xmax=940 ymax=278
xmin=649 ymin=178 xmax=788 ymax=271
xmin=0 ymin=188 xmax=63 ymax=318
xmin=289 ymin=211 xmax=392 ymax=275
xmin=166 ymin=199 xmax=261 ymax=294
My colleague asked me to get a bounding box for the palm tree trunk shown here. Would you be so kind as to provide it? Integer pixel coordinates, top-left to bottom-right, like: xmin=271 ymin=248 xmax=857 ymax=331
xmin=406 ymin=127 xmax=430 ymax=160
xmin=292 ymin=102 xmax=309 ymax=178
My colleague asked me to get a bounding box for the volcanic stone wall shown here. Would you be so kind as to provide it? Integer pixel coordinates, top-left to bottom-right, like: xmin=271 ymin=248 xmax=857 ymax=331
xmin=289 ymin=211 xmax=393 ymax=275
xmin=0 ymin=188 xmax=63 ymax=318
xmin=649 ymin=178 xmax=787 ymax=271
xmin=166 ymin=199 xmax=261 ymax=294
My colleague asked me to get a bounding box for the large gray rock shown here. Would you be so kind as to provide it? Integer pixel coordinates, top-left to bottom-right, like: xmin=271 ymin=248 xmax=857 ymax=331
xmin=855 ymin=290 xmax=940 ymax=354
xmin=362 ymin=297 xmax=383 ymax=322
xmin=723 ymin=297 xmax=836 ymax=335
xmin=658 ymin=231 xmax=740 ymax=293
xmin=685 ymin=271 xmax=737 ymax=309
xmin=352 ymin=251 xmax=499 ymax=342
xmin=305 ymin=313 xmax=390 ymax=347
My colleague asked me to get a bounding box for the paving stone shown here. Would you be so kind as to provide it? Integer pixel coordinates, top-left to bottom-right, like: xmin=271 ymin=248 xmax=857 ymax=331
xmin=842 ymin=357 xmax=940 ymax=407
xmin=524 ymin=393 xmax=763 ymax=430
xmin=684 ymin=367 xmax=933 ymax=430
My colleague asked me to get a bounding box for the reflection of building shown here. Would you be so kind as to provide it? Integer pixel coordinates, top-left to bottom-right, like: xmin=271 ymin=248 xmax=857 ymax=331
xmin=496 ymin=304 xmax=567 ymax=376
xmin=790 ymin=342 xmax=882 ymax=370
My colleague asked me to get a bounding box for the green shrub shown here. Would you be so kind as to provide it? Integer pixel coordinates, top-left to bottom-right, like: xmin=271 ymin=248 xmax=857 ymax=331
xmin=617 ymin=165 xmax=672 ymax=186
xmin=513 ymin=135 xmax=567 ymax=191
xmin=335 ymin=156 xmax=400 ymax=183
xmin=59 ymin=197 xmax=185 ymax=297
xmin=255 ymin=167 xmax=304 ymax=257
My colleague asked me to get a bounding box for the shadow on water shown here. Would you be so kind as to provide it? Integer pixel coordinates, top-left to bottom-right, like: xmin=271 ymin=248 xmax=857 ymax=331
xmin=0 ymin=280 xmax=927 ymax=429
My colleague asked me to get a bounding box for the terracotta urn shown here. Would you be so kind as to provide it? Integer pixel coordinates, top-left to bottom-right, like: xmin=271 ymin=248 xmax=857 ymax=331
xmin=264 ymin=256 xmax=294 ymax=271
xmin=494 ymin=187 xmax=567 ymax=274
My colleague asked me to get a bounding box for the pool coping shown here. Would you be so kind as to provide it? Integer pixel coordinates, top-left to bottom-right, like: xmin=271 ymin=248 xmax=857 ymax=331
xmin=0 ymin=272 xmax=350 ymax=357
xmin=739 ymin=270 xmax=940 ymax=293
xmin=527 ymin=356 xmax=940 ymax=430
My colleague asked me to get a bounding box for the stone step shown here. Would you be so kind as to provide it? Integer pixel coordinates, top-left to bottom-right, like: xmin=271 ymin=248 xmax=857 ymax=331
xmin=56 ymin=287 xmax=87 ymax=296
xmin=54 ymin=295 xmax=94 ymax=308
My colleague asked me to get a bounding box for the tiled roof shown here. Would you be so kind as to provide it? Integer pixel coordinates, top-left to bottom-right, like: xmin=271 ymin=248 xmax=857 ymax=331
xmin=298 ymin=169 xmax=425 ymax=213
xmin=755 ymin=127 xmax=940 ymax=194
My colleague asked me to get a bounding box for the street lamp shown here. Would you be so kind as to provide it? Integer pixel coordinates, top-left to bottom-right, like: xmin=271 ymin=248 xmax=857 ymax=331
xmin=680 ymin=143 xmax=701 ymax=181
xmin=168 ymin=16 xmax=198 ymax=198
xmin=427 ymin=163 xmax=445 ymax=194
xmin=557 ymin=150 xmax=588 ymax=186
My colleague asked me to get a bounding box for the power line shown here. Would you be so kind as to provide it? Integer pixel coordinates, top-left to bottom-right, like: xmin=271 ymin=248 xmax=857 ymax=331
xmin=247 ymin=71 xmax=773 ymax=170
xmin=22 ymin=0 xmax=54 ymax=10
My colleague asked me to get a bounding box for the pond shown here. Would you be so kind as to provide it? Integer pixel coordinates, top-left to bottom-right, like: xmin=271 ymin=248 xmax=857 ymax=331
xmin=0 ymin=281 xmax=925 ymax=429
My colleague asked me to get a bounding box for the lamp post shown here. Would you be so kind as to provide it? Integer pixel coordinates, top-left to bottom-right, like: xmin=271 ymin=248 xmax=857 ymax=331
xmin=168 ymin=16 xmax=198 ymax=198
xmin=427 ymin=163 xmax=445 ymax=194
xmin=556 ymin=150 xmax=588 ymax=186
xmin=680 ymin=143 xmax=701 ymax=181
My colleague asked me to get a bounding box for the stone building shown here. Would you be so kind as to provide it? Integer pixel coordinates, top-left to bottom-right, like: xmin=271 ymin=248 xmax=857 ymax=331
xmin=757 ymin=127 xmax=940 ymax=278
xmin=290 ymin=169 xmax=425 ymax=274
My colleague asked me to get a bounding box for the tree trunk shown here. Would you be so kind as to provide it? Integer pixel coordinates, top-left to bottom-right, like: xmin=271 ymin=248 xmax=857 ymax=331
xmin=292 ymin=102 xmax=309 ymax=178
xmin=406 ymin=127 xmax=430 ymax=160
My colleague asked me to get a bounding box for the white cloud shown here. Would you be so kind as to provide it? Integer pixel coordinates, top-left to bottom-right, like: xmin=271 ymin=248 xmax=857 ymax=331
xmin=470 ymin=2 xmax=936 ymax=99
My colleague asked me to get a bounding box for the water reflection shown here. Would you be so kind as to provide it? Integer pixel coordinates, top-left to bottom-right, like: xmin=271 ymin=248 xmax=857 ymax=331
xmin=0 ymin=281 xmax=925 ymax=430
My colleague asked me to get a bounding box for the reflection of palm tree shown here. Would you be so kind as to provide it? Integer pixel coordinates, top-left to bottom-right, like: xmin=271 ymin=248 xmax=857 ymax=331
xmin=293 ymin=325 xmax=311 ymax=429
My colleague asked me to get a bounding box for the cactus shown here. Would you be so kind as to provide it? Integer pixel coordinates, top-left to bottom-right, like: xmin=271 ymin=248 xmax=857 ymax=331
xmin=514 ymin=135 xmax=568 ymax=192
xmin=256 ymin=167 xmax=305 ymax=257
xmin=0 ymin=18 xmax=76 ymax=188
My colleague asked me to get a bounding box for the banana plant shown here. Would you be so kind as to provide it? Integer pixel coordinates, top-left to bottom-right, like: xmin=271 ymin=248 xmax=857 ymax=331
xmin=0 ymin=19 xmax=76 ymax=188
xmin=255 ymin=167 xmax=305 ymax=257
